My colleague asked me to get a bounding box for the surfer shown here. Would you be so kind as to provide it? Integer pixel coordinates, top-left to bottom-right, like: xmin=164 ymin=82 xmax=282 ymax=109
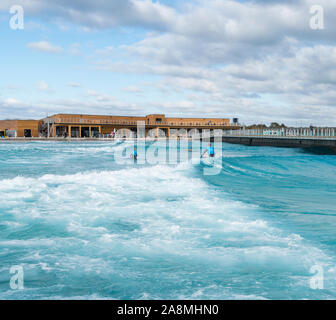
xmin=131 ymin=146 xmax=138 ymax=161
xmin=202 ymin=143 xmax=215 ymax=158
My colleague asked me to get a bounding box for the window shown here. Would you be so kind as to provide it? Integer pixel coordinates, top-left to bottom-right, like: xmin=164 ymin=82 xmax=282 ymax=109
xmin=24 ymin=129 xmax=32 ymax=137
xmin=156 ymin=118 xmax=162 ymax=123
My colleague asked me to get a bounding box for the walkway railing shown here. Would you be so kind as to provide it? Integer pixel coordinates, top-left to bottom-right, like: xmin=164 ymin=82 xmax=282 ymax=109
xmin=49 ymin=118 xmax=236 ymax=127
xmin=221 ymin=128 xmax=336 ymax=138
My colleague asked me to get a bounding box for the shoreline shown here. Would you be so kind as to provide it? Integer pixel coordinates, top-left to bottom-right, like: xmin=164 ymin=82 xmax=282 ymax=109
xmin=1 ymin=136 xmax=335 ymax=154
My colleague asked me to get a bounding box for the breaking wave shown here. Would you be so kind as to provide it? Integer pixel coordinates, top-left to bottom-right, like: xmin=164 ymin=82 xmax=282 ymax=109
xmin=0 ymin=141 xmax=336 ymax=299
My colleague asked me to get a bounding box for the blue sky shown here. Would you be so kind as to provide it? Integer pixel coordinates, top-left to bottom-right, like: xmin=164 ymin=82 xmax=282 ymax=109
xmin=1 ymin=0 xmax=336 ymax=126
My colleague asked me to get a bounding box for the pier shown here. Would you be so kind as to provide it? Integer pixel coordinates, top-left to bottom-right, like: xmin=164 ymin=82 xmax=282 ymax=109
xmin=214 ymin=127 xmax=336 ymax=152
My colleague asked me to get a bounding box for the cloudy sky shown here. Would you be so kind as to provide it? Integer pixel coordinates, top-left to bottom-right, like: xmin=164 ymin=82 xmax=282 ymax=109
xmin=0 ymin=0 xmax=336 ymax=125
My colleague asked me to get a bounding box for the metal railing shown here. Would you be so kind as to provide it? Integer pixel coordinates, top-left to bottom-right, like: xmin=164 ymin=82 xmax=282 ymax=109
xmin=221 ymin=127 xmax=336 ymax=138
xmin=49 ymin=118 xmax=237 ymax=127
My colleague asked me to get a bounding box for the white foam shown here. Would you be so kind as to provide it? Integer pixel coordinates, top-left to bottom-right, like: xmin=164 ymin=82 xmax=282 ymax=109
xmin=1 ymin=160 xmax=335 ymax=298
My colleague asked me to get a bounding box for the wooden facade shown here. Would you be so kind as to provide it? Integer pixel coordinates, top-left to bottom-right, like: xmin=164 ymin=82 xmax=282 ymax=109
xmin=0 ymin=120 xmax=40 ymax=137
xmin=0 ymin=114 xmax=237 ymax=138
xmin=44 ymin=114 xmax=236 ymax=138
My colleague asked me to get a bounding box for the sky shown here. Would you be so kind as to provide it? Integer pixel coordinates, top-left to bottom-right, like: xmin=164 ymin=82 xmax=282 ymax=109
xmin=0 ymin=0 xmax=336 ymax=126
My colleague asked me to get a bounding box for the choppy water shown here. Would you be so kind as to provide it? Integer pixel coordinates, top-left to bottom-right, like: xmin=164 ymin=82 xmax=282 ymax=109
xmin=0 ymin=140 xmax=336 ymax=299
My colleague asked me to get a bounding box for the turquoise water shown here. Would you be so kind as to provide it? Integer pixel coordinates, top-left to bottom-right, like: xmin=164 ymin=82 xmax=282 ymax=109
xmin=0 ymin=140 xmax=336 ymax=299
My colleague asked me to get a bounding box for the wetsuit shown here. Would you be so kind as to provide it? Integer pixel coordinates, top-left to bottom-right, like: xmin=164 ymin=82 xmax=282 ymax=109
xmin=208 ymin=146 xmax=215 ymax=157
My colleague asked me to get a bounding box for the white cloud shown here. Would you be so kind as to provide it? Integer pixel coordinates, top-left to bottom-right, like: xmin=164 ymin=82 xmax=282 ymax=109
xmin=1 ymin=0 xmax=177 ymax=29
xmin=123 ymin=86 xmax=143 ymax=93
xmin=27 ymin=41 xmax=63 ymax=53
xmin=3 ymin=0 xmax=336 ymax=125
xmin=94 ymin=46 xmax=115 ymax=56
xmin=37 ymin=81 xmax=50 ymax=92
xmin=67 ymin=83 xmax=82 ymax=88
xmin=163 ymin=78 xmax=219 ymax=94
xmin=69 ymin=43 xmax=82 ymax=55
xmin=87 ymin=90 xmax=113 ymax=103
xmin=4 ymin=98 xmax=22 ymax=106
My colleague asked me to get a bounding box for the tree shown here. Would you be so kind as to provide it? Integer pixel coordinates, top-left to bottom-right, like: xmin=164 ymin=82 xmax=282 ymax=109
xmin=270 ymin=122 xmax=280 ymax=128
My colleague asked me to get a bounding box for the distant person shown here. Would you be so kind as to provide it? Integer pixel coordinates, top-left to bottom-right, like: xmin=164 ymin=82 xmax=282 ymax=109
xmin=310 ymin=124 xmax=314 ymax=134
xmin=131 ymin=146 xmax=138 ymax=161
xmin=202 ymin=143 xmax=215 ymax=158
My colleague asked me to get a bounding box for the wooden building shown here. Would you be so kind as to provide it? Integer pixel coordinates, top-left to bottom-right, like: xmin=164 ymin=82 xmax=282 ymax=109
xmin=0 ymin=120 xmax=40 ymax=138
xmin=0 ymin=114 xmax=237 ymax=138
xmin=42 ymin=114 xmax=235 ymax=138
